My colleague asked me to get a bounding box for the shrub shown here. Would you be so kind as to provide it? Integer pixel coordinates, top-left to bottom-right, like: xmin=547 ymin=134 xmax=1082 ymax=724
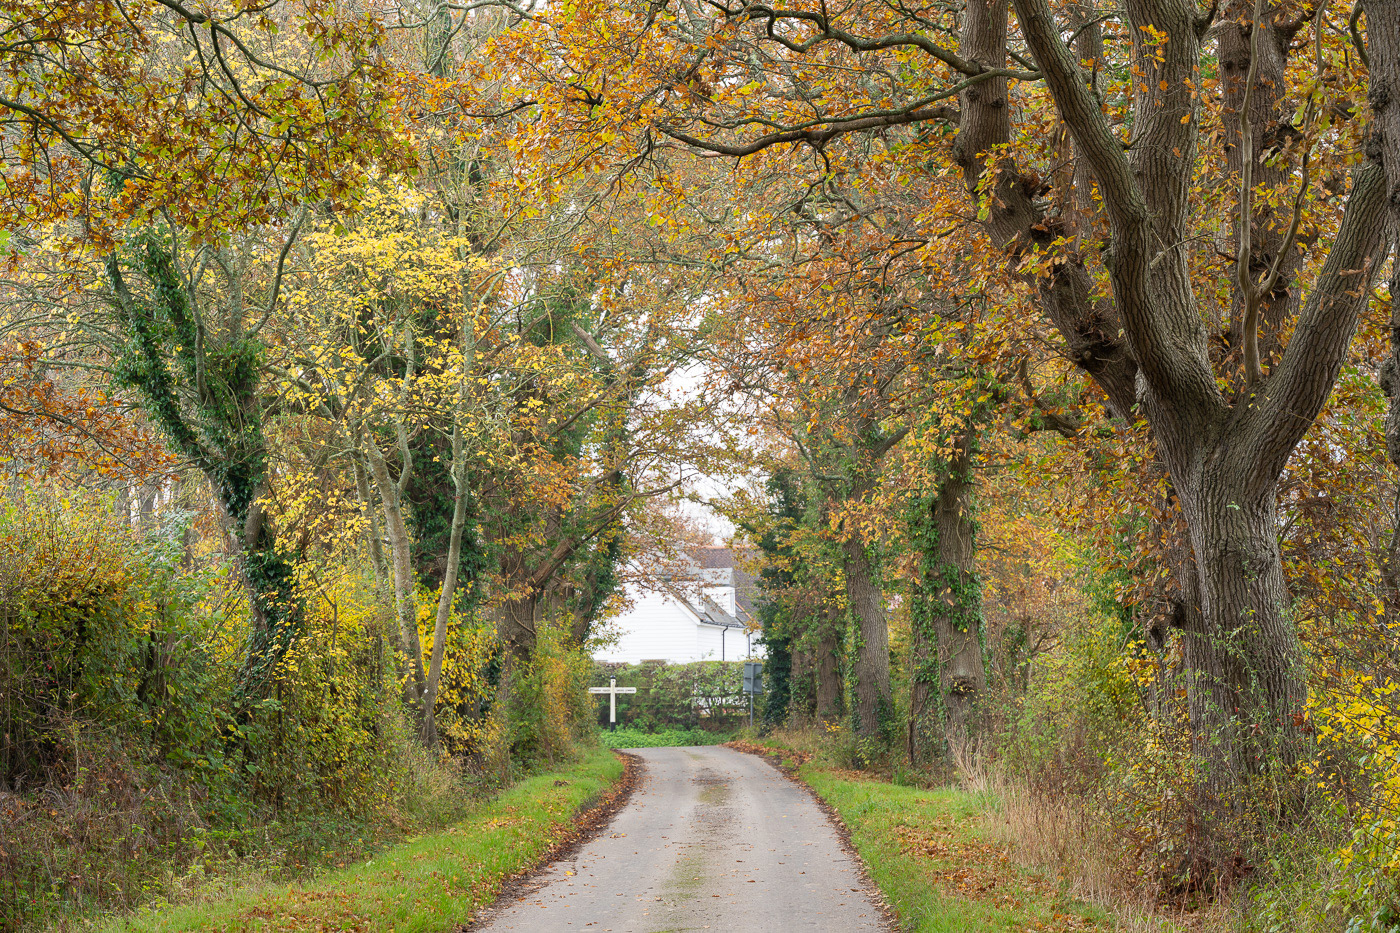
xmin=239 ymin=566 xmax=407 ymax=815
xmin=597 ymin=727 xmax=735 ymax=748
xmin=503 ymin=617 xmax=594 ymax=772
xmin=0 ymin=491 xmax=228 ymax=796
xmin=590 ymin=660 xmax=754 ymax=731
xmin=1307 ymin=669 xmax=1400 ymax=930
xmin=0 ymin=489 xmax=240 ymax=928
xmin=992 ymin=609 xmax=1215 ymax=901
xmin=0 ymin=489 xmax=471 ymax=930
xmin=995 ymin=603 xmax=1359 ymax=915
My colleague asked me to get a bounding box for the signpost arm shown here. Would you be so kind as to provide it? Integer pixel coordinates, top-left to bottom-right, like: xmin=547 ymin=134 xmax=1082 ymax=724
xmin=589 ymin=679 xmax=635 ymax=734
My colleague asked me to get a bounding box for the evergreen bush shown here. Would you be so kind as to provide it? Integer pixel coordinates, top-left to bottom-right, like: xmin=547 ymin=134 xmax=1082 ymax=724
xmin=590 ymin=660 xmax=753 ymax=732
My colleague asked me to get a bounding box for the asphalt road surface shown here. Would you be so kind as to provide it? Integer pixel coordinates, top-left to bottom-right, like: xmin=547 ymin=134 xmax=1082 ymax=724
xmin=472 ymin=745 xmax=888 ymax=933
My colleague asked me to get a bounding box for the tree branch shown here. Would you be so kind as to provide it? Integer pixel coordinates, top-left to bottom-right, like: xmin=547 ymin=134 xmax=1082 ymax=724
xmin=701 ymin=0 xmax=1019 ymax=77
xmin=1242 ymin=161 xmax=1389 ymax=492
xmin=656 ymin=97 xmax=966 ymax=157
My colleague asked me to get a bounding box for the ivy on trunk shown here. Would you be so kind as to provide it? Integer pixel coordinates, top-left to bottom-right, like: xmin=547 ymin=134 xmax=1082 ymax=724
xmin=106 ymin=231 xmax=301 ymax=704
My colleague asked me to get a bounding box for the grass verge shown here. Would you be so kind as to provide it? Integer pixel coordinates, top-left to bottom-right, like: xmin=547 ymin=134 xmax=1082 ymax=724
xmin=102 ymin=747 xmax=625 ymax=933
xmin=739 ymin=740 xmax=1110 ymax=932
xmin=598 ymin=726 xmax=735 ymax=748
xmin=802 ymin=767 xmax=1108 ymax=931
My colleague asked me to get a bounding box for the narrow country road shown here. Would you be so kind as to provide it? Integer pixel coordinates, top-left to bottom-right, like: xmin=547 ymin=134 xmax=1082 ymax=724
xmin=471 ymin=745 xmax=888 ymax=932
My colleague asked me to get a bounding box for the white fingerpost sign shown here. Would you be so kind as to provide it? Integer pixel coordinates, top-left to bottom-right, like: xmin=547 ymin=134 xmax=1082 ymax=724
xmin=588 ymin=677 xmax=637 ymax=731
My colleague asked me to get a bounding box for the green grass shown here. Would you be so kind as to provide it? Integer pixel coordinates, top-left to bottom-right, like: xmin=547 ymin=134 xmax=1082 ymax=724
xmin=795 ymin=763 xmax=1111 ymax=932
xmin=598 ymin=726 xmax=735 ymax=748
xmin=103 ymin=747 xmax=624 ymax=933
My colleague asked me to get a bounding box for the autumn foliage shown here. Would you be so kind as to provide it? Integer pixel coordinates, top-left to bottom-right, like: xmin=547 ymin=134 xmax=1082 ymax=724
xmin=7 ymin=0 xmax=1400 ymax=928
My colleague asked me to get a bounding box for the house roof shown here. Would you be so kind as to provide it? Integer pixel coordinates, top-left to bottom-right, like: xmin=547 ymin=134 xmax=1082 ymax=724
xmin=689 ymin=546 xmax=759 ymax=623
xmin=660 ymin=581 xmax=745 ymax=629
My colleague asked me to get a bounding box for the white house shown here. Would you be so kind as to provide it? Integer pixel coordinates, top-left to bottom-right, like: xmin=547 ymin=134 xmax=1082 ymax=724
xmin=594 ymin=546 xmax=766 ymax=664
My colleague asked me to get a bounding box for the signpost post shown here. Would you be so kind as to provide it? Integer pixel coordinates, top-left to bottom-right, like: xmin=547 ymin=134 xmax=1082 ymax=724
xmin=588 ymin=677 xmax=637 ymax=731
xmin=742 ymin=662 xmax=763 ymax=728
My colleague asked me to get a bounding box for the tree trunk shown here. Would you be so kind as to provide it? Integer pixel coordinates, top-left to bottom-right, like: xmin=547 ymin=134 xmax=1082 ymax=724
xmin=1368 ymin=0 xmax=1400 ymax=613
xmin=910 ymin=433 xmax=986 ymax=764
xmin=496 ymin=589 xmax=540 ymax=661
xmin=789 ymin=642 xmax=812 ymax=724
xmin=1013 ymin=0 xmax=1389 ymax=826
xmin=1218 ymin=1 xmax=1302 ymax=376
xmin=114 ymin=482 xmax=131 ymax=526
xmin=814 ymin=616 xmax=844 ymax=724
xmin=929 ymin=438 xmax=986 ymax=754
xmin=1380 ymin=337 xmax=1400 ymax=612
xmin=105 ymin=245 xmax=303 ymax=703
xmin=909 ymin=610 xmax=938 ymax=765
xmin=353 ymin=457 xmax=391 ymax=596
xmin=842 ymin=536 xmax=891 ymax=742
xmin=1175 ymin=467 xmax=1302 ymax=796
xmin=364 ymin=437 xmax=427 ymax=712
xmin=421 ymin=424 xmax=469 ymax=746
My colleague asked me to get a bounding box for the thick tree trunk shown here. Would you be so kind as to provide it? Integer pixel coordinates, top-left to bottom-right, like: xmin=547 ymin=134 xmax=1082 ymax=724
xmin=137 ymin=482 xmax=157 ymax=528
xmin=1014 ymin=0 xmax=1389 ymax=832
xmin=842 ymin=536 xmax=891 ymax=742
xmin=909 ymin=614 xmax=938 ymax=765
xmin=910 ymin=435 xmax=987 ymax=764
xmin=788 ymin=607 xmax=847 ymax=727
xmin=1381 ymin=338 xmax=1400 ymax=612
xmin=929 ymin=440 xmax=986 ymax=754
xmin=963 ymin=0 xmax=1325 ymax=825
xmin=1176 ymin=469 xmax=1302 ymax=795
xmin=105 ymin=248 xmax=302 ymax=703
xmin=232 ymin=483 xmax=303 ymax=697
xmin=496 ymin=589 xmax=540 ymax=661
xmin=789 ymin=642 xmax=814 ymax=725
xmin=1368 ymin=0 xmax=1400 ymax=612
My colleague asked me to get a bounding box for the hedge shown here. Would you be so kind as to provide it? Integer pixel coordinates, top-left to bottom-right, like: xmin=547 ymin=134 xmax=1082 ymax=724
xmin=589 ymin=660 xmax=756 ymax=732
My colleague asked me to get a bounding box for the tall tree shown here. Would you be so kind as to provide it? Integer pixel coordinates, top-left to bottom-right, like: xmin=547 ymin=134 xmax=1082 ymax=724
xmin=276 ymin=189 xmax=494 ymax=740
xmin=107 ymin=229 xmax=310 ymax=697
xmin=485 ymin=0 xmax=1394 ymax=814
xmin=0 ymin=0 xmax=408 ymax=699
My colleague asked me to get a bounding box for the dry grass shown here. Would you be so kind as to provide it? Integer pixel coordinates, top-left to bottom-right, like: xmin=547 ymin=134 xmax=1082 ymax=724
xmin=760 ymin=728 xmax=1348 ymax=931
xmin=980 ymin=771 xmax=1235 ymax=933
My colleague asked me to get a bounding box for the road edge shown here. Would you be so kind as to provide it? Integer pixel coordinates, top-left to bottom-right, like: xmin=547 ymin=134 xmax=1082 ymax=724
xmin=460 ymin=748 xmax=644 ymax=932
xmin=724 ymin=740 xmax=899 ymax=932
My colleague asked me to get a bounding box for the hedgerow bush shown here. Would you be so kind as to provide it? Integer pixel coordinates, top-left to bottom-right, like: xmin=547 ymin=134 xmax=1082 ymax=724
xmin=590 ymin=660 xmax=753 ymax=731
xmin=993 ymin=609 xmax=1209 ymax=902
xmin=598 ymin=727 xmax=735 ymax=748
xmin=504 ymin=618 xmax=595 ymax=772
xmin=0 ymin=492 xmax=225 ymax=794
xmin=0 ymin=490 xmax=239 ymax=928
xmin=1301 ymin=655 xmax=1400 ymax=931
xmin=994 ymin=599 xmax=1386 ymax=924
xmin=0 ymin=489 xmax=467 ymax=930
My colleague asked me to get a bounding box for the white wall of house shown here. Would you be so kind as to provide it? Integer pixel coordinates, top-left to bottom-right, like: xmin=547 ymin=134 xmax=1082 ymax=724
xmin=695 ymin=619 xmax=759 ymax=662
xmin=594 ymin=583 xmax=764 ymax=664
